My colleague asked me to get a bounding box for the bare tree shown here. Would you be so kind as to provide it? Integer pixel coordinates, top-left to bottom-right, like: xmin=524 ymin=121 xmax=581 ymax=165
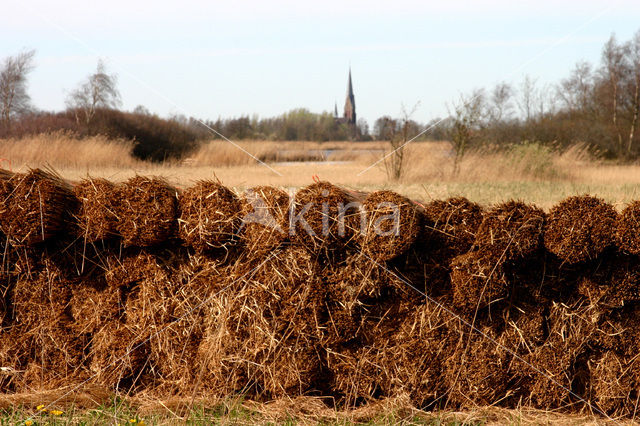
xmin=66 ymin=59 xmax=121 ymax=128
xmin=488 ymin=82 xmax=514 ymax=123
xmin=449 ymin=89 xmax=486 ymax=175
xmin=376 ymin=102 xmax=420 ymax=180
xmin=628 ymin=30 xmax=640 ymax=153
xmin=0 ymin=49 xmax=36 ymax=130
xmin=600 ymin=35 xmax=629 ymax=154
xmin=517 ymin=75 xmax=538 ymax=122
xmin=557 ymin=61 xmax=594 ymax=114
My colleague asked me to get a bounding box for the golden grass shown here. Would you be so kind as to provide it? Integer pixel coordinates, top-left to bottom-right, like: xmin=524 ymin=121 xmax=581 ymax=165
xmin=0 ymin=131 xmax=141 ymax=169
xmin=3 ymin=133 xmax=640 ymax=209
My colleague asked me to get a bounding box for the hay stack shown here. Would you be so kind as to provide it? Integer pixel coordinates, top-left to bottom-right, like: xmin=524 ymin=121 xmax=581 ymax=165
xmin=424 ymin=197 xmax=483 ymax=256
xmin=381 ymin=302 xmax=454 ymax=408
xmin=178 ymin=180 xmax=242 ymax=252
xmin=70 ymin=282 xmax=123 ymax=335
xmin=115 ymin=176 xmax=178 ymax=247
xmin=12 ymin=261 xmax=73 ymax=330
xmin=593 ymin=305 xmax=640 ymax=358
xmin=197 ymin=245 xmax=325 ymax=399
xmin=122 ymin=253 xmax=226 ymax=392
xmin=238 ymin=186 xmax=290 ymax=255
xmin=0 ymin=169 xmax=78 ymax=246
xmin=0 ymin=328 xmax=28 ymax=393
xmin=322 ymin=253 xmax=414 ymax=347
xmin=16 ymin=325 xmax=88 ymax=391
xmin=5 ymin=261 xmax=88 ymax=391
xmin=544 ymin=195 xmax=618 ymax=264
xmin=89 ymin=321 xmax=150 ymax=389
xmin=444 ymin=328 xmax=511 ymax=407
xmin=450 ymin=252 xmax=510 ymax=316
xmin=291 ymin=181 xmax=361 ymax=253
xmin=616 ymin=200 xmax=640 ymax=255
xmin=576 ymin=255 xmax=640 ymax=309
xmin=359 ymin=190 xmax=423 ymax=262
xmin=74 ymin=178 xmax=119 ymax=242
xmin=512 ymin=300 xmax=596 ymax=409
xmin=589 ymin=351 xmax=640 ymax=417
xmin=474 ymin=200 xmax=545 ymax=261
xmin=325 ymin=300 xmax=416 ymax=406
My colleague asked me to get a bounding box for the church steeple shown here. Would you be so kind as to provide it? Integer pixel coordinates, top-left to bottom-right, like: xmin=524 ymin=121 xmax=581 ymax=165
xmin=343 ymin=68 xmax=356 ymax=125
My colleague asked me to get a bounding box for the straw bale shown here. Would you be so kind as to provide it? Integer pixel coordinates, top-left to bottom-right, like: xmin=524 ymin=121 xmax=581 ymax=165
xmin=326 ymin=300 xmax=421 ymax=407
xmin=238 ymin=186 xmax=290 ymax=255
xmin=444 ymin=328 xmax=512 ymax=407
xmin=593 ymin=305 xmax=640 ymax=358
xmin=450 ymin=252 xmax=510 ymax=316
xmin=12 ymin=261 xmax=73 ymax=330
xmin=70 ymin=282 xmax=123 ymax=335
xmin=0 ymin=169 xmax=78 ymax=246
xmin=88 ymin=321 xmax=150 ymax=389
xmin=616 ymin=200 xmax=640 ymax=255
xmin=291 ymin=181 xmax=361 ymax=253
xmin=115 ymin=176 xmax=178 ymax=247
xmin=15 ymin=325 xmax=88 ymax=391
xmin=73 ymin=177 xmax=119 ymax=242
xmin=104 ymin=251 xmax=163 ymax=289
xmin=321 ymin=253 xmax=421 ymax=347
xmin=383 ymin=303 xmax=456 ymax=408
xmin=544 ymin=195 xmax=618 ymax=264
xmin=197 ymin=245 xmax=325 ymax=399
xmin=359 ymin=190 xmax=423 ymax=261
xmin=424 ymin=197 xmax=483 ymax=256
xmin=178 ymin=180 xmax=242 ymax=252
xmin=0 ymin=330 xmax=23 ymax=393
xmin=589 ymin=351 xmax=640 ymax=417
xmin=0 ymin=168 xmax=13 ymax=182
xmin=125 ymin=254 xmax=226 ymax=391
xmin=513 ymin=300 xmax=596 ymax=409
xmin=576 ymin=255 xmax=640 ymax=309
xmin=474 ymin=200 xmax=545 ymax=261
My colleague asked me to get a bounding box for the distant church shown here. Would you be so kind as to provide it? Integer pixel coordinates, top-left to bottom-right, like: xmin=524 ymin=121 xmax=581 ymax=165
xmin=334 ymin=68 xmax=356 ymax=125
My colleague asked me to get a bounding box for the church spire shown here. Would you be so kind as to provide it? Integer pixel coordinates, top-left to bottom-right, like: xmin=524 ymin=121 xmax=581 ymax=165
xmin=343 ymin=68 xmax=356 ymax=125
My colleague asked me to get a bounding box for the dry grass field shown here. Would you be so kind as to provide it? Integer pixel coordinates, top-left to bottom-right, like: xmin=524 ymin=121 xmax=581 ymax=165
xmin=3 ymin=132 xmax=640 ymax=210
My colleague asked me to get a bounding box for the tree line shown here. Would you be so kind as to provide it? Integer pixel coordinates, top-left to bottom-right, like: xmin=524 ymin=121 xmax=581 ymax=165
xmin=1 ymin=29 xmax=639 ymax=161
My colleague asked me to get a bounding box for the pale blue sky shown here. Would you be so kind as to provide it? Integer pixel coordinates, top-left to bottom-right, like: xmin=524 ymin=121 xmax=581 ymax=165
xmin=2 ymin=0 xmax=640 ymax=127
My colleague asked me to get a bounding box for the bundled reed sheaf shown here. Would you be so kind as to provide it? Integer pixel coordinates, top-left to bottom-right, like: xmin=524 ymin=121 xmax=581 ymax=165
xmin=291 ymin=181 xmax=361 ymax=253
xmin=0 ymin=169 xmax=78 ymax=246
xmin=359 ymin=190 xmax=423 ymax=262
xmin=115 ymin=176 xmax=178 ymax=247
xmin=197 ymin=245 xmax=325 ymax=399
xmin=616 ymin=200 xmax=640 ymax=255
xmin=424 ymin=197 xmax=484 ymax=256
xmin=178 ymin=180 xmax=242 ymax=252
xmin=474 ymin=200 xmax=545 ymax=261
xmin=544 ymin=195 xmax=619 ymax=264
xmin=450 ymin=252 xmax=510 ymax=316
xmin=238 ymin=186 xmax=290 ymax=255
xmin=4 ymin=261 xmax=88 ymax=391
xmin=10 ymin=172 xmax=640 ymax=419
xmin=74 ymin=177 xmax=119 ymax=242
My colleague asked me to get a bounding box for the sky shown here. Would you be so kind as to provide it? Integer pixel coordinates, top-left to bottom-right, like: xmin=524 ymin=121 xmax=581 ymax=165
xmin=2 ymin=0 xmax=640 ymax=129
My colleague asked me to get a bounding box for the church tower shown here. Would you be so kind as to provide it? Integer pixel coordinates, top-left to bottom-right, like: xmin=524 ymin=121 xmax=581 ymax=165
xmin=343 ymin=68 xmax=356 ymax=125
